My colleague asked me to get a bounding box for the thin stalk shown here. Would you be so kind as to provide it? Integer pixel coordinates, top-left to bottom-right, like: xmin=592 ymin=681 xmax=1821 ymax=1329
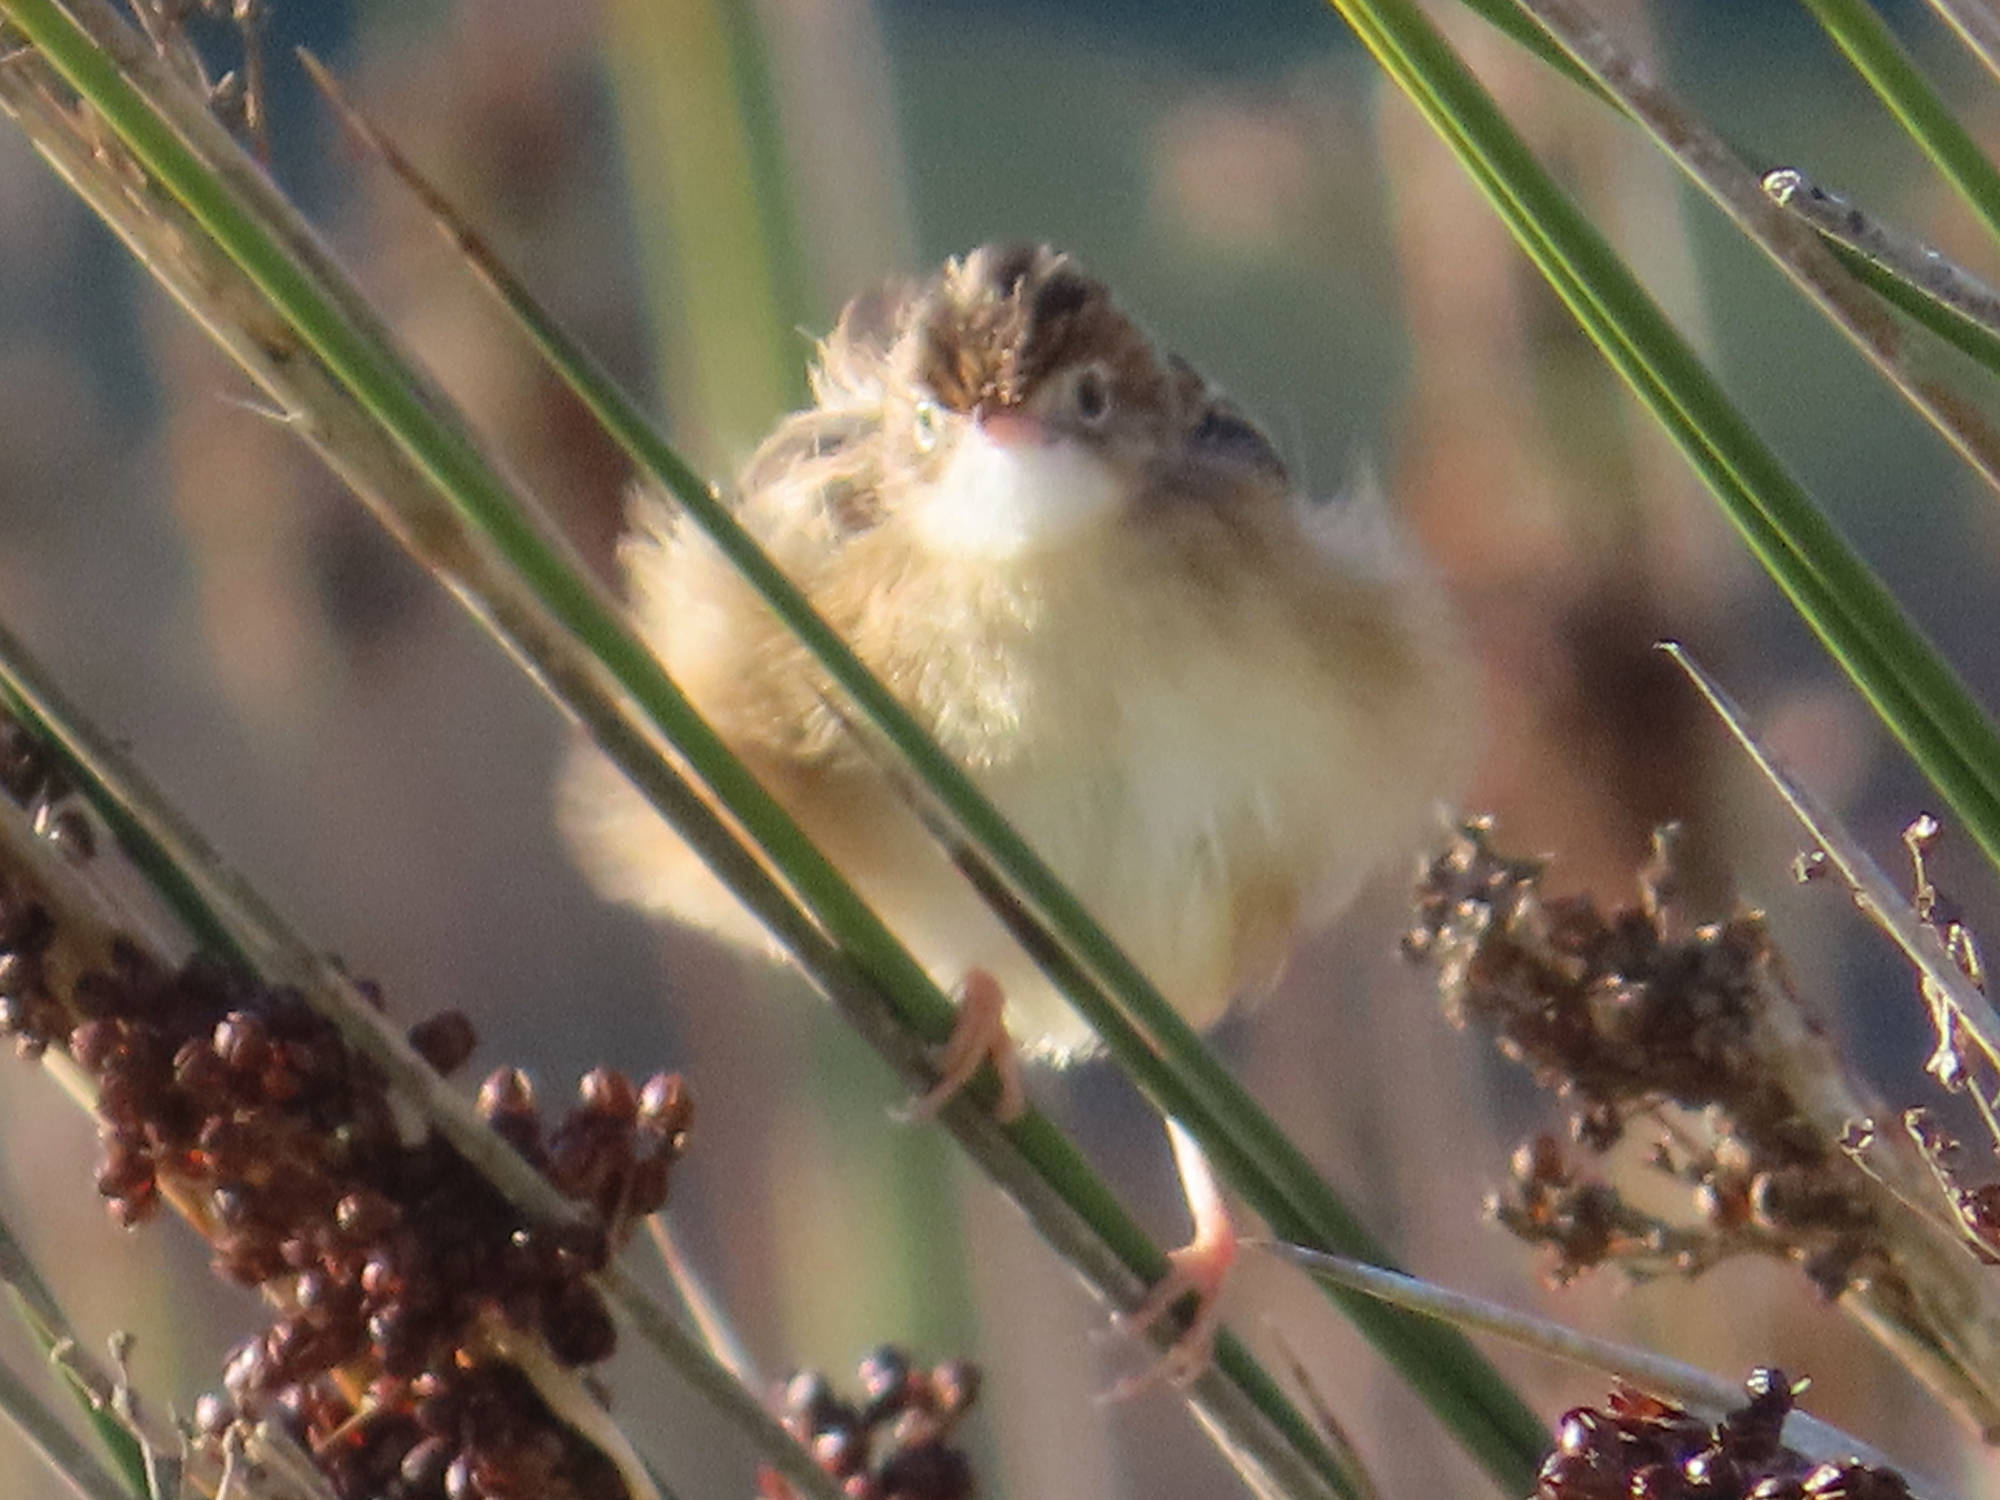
xmin=292 ymin=52 xmax=1551 ymax=1488
xmin=0 ymin=1113 xmax=366 ymax=1500
xmin=0 ymin=20 xmax=1369 ymax=1500
xmin=1264 ymin=1248 xmax=1941 ymax=1492
xmin=1763 ymin=167 xmax=2000 ymax=375
xmin=711 ymin=0 xmax=813 ymax=389
xmin=1659 ymin=644 xmax=2000 ymax=1100
xmin=1431 ymin=0 xmax=1606 ymax=98
xmin=602 ymin=0 xmax=803 ymax=446
xmin=1798 ymin=0 xmax=2000 ymax=245
xmin=0 ymin=614 xmax=1357 ymax=1500
xmin=0 ymin=619 xmax=848 ymax=1500
xmin=1508 ymin=0 xmax=2000 ymax=497
xmin=0 ymin=1210 xmax=149 ymax=1500
xmin=1321 ymin=0 xmax=2000 ymax=882
xmin=0 ymin=1359 xmax=135 ymax=1500
xmin=1923 ymin=0 xmax=2000 ymax=83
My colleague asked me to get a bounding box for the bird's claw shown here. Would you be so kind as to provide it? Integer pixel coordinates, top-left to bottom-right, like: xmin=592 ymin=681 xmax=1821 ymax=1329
xmin=1102 ymin=1121 xmax=1239 ymax=1400
xmin=895 ymin=968 xmax=1028 ymax=1124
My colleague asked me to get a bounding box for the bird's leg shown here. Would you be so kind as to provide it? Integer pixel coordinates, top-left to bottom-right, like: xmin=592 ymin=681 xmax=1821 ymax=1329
xmin=1105 ymin=1118 xmax=1238 ymax=1397
xmin=899 ymin=976 xmax=1235 ymax=1391
xmin=900 ymin=967 xmax=1029 ymax=1123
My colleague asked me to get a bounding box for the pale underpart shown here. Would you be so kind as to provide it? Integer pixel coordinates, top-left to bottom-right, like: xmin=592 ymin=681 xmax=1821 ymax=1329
xmin=560 ymin=419 xmax=1473 ymax=1062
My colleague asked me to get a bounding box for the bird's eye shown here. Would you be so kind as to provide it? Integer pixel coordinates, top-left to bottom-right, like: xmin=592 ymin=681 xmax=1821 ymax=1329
xmin=911 ymin=398 xmax=944 ymax=455
xmin=1073 ymin=364 xmax=1113 ymax=426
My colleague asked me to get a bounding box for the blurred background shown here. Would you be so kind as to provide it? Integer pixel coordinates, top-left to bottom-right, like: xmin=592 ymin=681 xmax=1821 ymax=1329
xmin=4 ymin=0 xmax=2000 ymax=1495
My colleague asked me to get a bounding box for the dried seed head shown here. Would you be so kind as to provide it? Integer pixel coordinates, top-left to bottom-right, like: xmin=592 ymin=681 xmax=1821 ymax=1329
xmin=774 ymin=1348 xmax=983 ymax=1500
xmin=1532 ymin=1370 xmax=1899 ymax=1500
xmin=408 ymin=1010 xmax=478 ymax=1076
xmin=0 ymin=704 xmax=688 ymax=1500
xmin=1411 ymin=821 xmax=1891 ymax=1298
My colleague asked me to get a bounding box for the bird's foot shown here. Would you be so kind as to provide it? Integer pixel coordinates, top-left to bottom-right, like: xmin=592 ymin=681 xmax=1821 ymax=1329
xmin=1103 ymin=1120 xmax=1238 ymax=1399
xmin=896 ymin=967 xmax=1029 ymax=1124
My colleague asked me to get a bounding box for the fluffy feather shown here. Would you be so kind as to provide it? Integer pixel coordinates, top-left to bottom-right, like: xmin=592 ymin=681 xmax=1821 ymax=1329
xmin=560 ymin=246 xmax=1474 ymax=1059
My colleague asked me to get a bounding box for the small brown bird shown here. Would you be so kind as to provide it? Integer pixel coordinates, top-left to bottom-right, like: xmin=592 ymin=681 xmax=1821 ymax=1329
xmin=561 ymin=244 xmax=1473 ymax=1368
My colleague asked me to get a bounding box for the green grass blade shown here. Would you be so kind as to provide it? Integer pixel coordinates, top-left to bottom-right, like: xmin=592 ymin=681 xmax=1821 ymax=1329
xmin=1446 ymin=3 xmax=2000 ymax=475
xmin=0 ymin=611 xmax=1361 ymax=1500
xmin=0 ymin=626 xmax=854 ymax=1500
xmin=710 ymin=1 xmax=813 ymax=351
xmin=294 ymin=53 xmax=1554 ymax=1488
xmin=1431 ymin=0 xmax=1606 ymax=97
xmin=1266 ymin=1247 xmax=1931 ymax=1484
xmin=1324 ymin=0 xmax=2000 ymax=877
xmin=1799 ymin=0 xmax=2000 ymax=244
xmin=1505 ymin=0 xmax=2000 ymax=495
xmin=0 ymin=1359 xmax=136 ymax=1500
xmin=1762 ymin=167 xmax=2000 ymax=378
xmin=0 ymin=1213 xmax=148 ymax=1499
xmin=0 ymin=12 xmax=1379 ymax=1497
xmin=1476 ymin=1 xmax=2000 ymax=839
xmin=834 ymin=740 xmax=1557 ymax=1481
xmin=1825 ymin=231 xmax=2000 ymax=373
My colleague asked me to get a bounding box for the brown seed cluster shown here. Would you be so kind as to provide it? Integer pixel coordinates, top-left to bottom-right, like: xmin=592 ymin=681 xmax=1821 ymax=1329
xmin=1405 ymin=821 xmax=1886 ymax=1294
xmin=1494 ymin=1134 xmax=1718 ymax=1285
xmin=196 ymin=1356 xmax=633 ymax=1500
xmin=0 ymin=714 xmax=95 ymax=861
xmin=0 ymin=717 xmax=94 ymax=1056
xmin=1407 ymin=823 xmax=1777 ymax=1149
xmin=1539 ymin=1369 xmax=1909 ymax=1500
xmin=766 ymin=1346 xmax=980 ymax=1500
xmin=0 ymin=878 xmax=61 ymax=1058
xmin=0 ymin=709 xmax=692 ymax=1500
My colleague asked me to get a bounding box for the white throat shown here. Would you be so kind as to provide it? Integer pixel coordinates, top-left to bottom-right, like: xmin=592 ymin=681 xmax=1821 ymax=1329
xmin=912 ymin=425 xmax=1124 ymax=559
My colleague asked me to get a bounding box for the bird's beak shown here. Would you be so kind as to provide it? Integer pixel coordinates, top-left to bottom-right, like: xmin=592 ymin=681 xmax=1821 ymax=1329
xmin=973 ymin=401 xmax=1044 ymax=449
